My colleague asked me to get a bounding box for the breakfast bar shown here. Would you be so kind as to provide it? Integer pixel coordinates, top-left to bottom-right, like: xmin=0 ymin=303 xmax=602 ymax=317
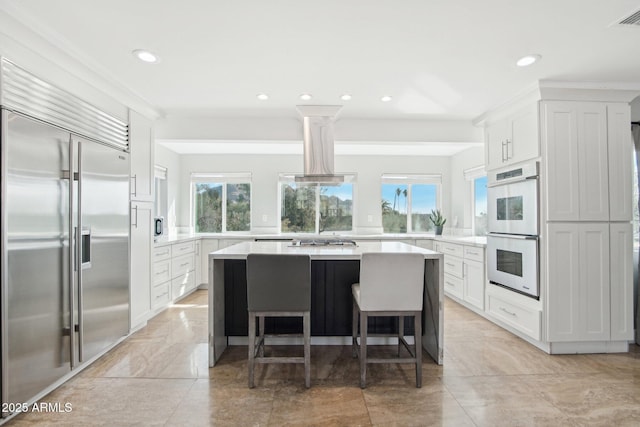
xmin=208 ymin=241 xmax=444 ymax=367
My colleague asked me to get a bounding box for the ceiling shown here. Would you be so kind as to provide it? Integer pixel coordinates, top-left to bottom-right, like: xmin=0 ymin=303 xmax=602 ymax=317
xmin=2 ymin=0 xmax=640 ymax=124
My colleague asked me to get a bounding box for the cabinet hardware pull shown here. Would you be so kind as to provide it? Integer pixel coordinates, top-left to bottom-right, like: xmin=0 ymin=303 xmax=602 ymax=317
xmin=156 ymin=269 xmax=168 ymax=275
xmin=180 ymin=262 xmax=189 ymax=267
xmin=499 ymin=306 xmax=517 ymax=317
xmin=445 ymin=281 xmax=454 ymax=287
xmin=131 ymin=206 xmax=138 ymax=228
xmin=131 ymin=174 xmax=137 ymax=196
xmin=501 ymin=140 xmax=507 ymax=162
xmin=506 ymin=139 xmax=512 ymax=159
xmin=446 ymin=262 xmax=455 ymax=267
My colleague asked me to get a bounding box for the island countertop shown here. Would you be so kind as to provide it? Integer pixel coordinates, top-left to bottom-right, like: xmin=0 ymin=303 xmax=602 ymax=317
xmin=210 ymin=241 xmax=443 ymax=260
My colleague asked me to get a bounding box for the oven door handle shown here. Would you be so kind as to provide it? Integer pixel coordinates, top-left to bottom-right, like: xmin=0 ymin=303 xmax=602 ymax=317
xmin=488 ymin=233 xmax=538 ymax=241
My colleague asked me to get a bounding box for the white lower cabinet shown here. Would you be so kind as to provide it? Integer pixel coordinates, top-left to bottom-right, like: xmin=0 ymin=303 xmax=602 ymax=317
xmin=547 ymin=223 xmax=610 ymax=342
xmin=487 ymin=290 xmax=541 ymax=340
xmin=436 ymin=241 xmax=485 ymax=311
xmin=152 ymin=239 xmax=198 ymax=311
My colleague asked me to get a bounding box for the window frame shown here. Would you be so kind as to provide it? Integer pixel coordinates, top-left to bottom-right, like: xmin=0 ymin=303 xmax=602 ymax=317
xmin=380 ymin=174 xmax=442 ymax=234
xmin=278 ymin=174 xmax=356 ymax=234
xmin=464 ymin=165 xmax=487 ymax=236
xmin=190 ymin=172 xmax=252 ymax=234
xmin=154 ymin=165 xmax=168 ymax=219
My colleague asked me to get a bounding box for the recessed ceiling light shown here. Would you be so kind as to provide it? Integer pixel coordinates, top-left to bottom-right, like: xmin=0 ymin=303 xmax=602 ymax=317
xmin=257 ymin=93 xmax=269 ymax=101
xmin=132 ymin=49 xmax=159 ymax=63
xmin=300 ymin=93 xmax=312 ymax=101
xmin=381 ymin=95 xmax=393 ymax=102
xmin=516 ymin=54 xmax=541 ymax=67
xmin=340 ymin=94 xmax=352 ymax=101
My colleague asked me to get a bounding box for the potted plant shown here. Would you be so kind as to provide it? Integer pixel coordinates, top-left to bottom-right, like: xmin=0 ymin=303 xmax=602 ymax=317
xmin=429 ymin=209 xmax=446 ymax=236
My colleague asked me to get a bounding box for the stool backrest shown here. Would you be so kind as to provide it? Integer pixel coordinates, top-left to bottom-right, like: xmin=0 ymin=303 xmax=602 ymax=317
xmin=246 ymin=254 xmax=311 ymax=312
xmin=358 ymin=252 xmax=425 ymax=311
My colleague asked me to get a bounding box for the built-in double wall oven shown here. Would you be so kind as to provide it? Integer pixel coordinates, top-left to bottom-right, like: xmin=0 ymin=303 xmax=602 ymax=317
xmin=487 ymin=160 xmax=540 ymax=299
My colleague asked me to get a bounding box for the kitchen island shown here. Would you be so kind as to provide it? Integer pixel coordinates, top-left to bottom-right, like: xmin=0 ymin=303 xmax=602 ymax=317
xmin=208 ymin=241 xmax=444 ymax=366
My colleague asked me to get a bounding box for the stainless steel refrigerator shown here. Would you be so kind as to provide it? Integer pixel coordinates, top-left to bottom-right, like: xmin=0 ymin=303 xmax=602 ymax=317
xmin=1 ymin=109 xmax=130 ymax=411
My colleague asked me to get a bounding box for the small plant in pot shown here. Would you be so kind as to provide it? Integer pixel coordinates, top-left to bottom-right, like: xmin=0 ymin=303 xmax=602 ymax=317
xmin=429 ymin=209 xmax=446 ymax=236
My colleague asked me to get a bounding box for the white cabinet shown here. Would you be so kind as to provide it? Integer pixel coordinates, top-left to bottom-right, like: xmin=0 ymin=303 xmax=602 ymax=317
xmin=486 ymin=290 xmax=541 ymax=340
xmin=151 ymin=239 xmax=198 ymax=311
xmin=129 ymin=110 xmax=154 ymax=202
xmin=170 ymin=241 xmax=197 ymax=300
xmin=607 ymin=104 xmax=633 ymax=222
xmin=543 ymin=101 xmax=629 ymax=221
xmin=437 ymin=241 xmax=485 ymax=311
xmin=194 ymin=240 xmax=202 ymax=288
xmin=152 ymin=244 xmax=172 ymax=310
xmin=547 ymin=223 xmax=610 ymax=342
xmin=485 ymin=103 xmax=539 ymax=170
xmin=130 ymin=201 xmax=153 ymax=329
xmin=609 ymin=223 xmax=634 ymax=341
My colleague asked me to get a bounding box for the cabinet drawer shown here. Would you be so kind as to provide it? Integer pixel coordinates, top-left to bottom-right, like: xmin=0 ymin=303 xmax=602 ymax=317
xmin=463 ymin=246 xmax=484 ymax=262
xmin=153 ymin=245 xmax=171 ymax=261
xmin=153 ymin=260 xmax=171 ymax=285
xmin=172 ymin=273 xmax=195 ymax=300
xmin=172 ymin=254 xmax=195 ymax=279
xmin=438 ymin=242 xmax=464 ymax=258
xmin=487 ymin=293 xmax=541 ymax=340
xmin=444 ymin=256 xmax=463 ymax=278
xmin=151 ymin=281 xmax=170 ymax=309
xmin=443 ymin=274 xmax=463 ymax=300
xmin=173 ymin=240 xmax=195 ymax=255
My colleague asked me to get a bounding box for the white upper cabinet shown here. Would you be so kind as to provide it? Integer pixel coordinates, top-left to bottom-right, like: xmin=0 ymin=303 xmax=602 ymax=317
xmin=129 ymin=110 xmax=154 ymax=202
xmin=607 ymin=104 xmax=633 ymax=222
xmin=543 ymin=101 xmax=611 ymax=221
xmin=485 ymin=103 xmax=539 ymax=171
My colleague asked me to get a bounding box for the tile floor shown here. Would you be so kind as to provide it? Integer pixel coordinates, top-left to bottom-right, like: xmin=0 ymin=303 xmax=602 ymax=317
xmin=7 ymin=290 xmax=640 ymax=426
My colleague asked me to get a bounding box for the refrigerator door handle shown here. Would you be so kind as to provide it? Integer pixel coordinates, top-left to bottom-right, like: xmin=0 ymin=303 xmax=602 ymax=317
xmin=81 ymin=227 xmax=92 ymax=268
xmin=76 ymin=139 xmax=84 ymax=363
xmin=68 ymin=135 xmax=76 ymax=369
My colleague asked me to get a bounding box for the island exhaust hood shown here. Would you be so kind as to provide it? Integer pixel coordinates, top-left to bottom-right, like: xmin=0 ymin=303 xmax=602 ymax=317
xmin=295 ymin=105 xmax=344 ymax=183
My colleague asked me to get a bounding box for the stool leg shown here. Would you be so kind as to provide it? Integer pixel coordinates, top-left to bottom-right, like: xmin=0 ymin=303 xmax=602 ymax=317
xmin=360 ymin=311 xmax=367 ymax=389
xmin=415 ymin=312 xmax=422 ymax=388
xmin=352 ymin=299 xmax=358 ymax=358
xmin=258 ymin=315 xmax=265 ymax=357
xmin=304 ymin=311 xmax=311 ymax=388
xmin=248 ymin=312 xmax=256 ymax=388
xmin=398 ymin=315 xmax=404 ymax=357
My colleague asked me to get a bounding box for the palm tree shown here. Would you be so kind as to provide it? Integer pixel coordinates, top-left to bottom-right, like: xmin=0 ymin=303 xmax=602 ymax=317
xmin=381 ymin=199 xmax=392 ymax=215
xmin=395 ymin=187 xmax=402 ymax=213
xmin=402 ymin=188 xmax=408 ymax=213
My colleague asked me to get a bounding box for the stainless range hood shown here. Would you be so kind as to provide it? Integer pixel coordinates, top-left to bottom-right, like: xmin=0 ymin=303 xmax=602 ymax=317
xmin=295 ymin=105 xmax=344 ymax=183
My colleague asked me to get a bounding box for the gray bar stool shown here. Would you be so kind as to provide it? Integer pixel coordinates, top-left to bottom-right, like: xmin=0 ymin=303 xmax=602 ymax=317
xmin=352 ymin=252 xmax=425 ymax=388
xmin=246 ymin=254 xmax=312 ymax=388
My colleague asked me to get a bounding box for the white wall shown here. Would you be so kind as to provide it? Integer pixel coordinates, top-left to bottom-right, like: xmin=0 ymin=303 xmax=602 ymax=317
xmin=154 ymin=144 xmax=182 ymax=233
xmin=449 ymin=146 xmax=485 ymax=233
xmin=174 ymin=152 xmax=452 ymax=234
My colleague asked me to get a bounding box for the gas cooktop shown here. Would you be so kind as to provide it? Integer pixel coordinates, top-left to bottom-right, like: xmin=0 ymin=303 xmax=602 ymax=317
xmin=291 ymin=239 xmax=357 ymax=247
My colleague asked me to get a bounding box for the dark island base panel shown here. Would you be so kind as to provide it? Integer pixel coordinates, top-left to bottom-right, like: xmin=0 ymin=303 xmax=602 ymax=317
xmin=224 ymin=260 xmax=419 ymax=336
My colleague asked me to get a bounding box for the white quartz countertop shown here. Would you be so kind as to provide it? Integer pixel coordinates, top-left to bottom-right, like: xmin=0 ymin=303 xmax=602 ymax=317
xmin=433 ymin=235 xmax=487 ymax=247
xmin=210 ymin=241 xmax=443 ymax=260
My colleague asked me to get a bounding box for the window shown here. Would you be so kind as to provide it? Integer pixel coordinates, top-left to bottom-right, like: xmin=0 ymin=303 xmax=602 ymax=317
xmin=465 ymin=166 xmax=487 ymax=236
xmin=192 ymin=173 xmax=251 ymax=233
xmin=381 ymin=174 xmax=441 ymax=233
xmin=154 ymin=165 xmax=168 ymax=219
xmin=474 ymin=176 xmax=488 ymax=236
xmin=280 ymin=175 xmax=354 ymax=233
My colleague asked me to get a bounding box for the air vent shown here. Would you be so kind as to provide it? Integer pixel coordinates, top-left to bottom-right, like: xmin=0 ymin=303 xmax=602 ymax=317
xmin=618 ymin=9 xmax=640 ymax=26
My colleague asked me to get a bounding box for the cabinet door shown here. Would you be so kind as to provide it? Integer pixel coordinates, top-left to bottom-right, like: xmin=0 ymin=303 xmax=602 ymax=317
xmin=464 ymin=259 xmax=485 ymax=310
xmin=195 ymin=240 xmax=202 ymax=287
xmin=577 ymin=103 xmax=608 ymax=221
xmin=485 ymin=120 xmax=507 ymax=170
xmin=129 ymin=110 xmax=154 ymax=202
xmin=547 ymin=223 xmax=610 ymax=342
xmin=543 ymin=101 xmax=580 ymax=221
xmin=609 ymin=223 xmax=633 ymax=341
xmin=607 ymin=103 xmax=633 ymax=222
xmin=547 ymin=223 xmax=581 ymax=341
xmin=508 ymin=103 xmax=539 ymax=164
xmin=130 ymin=201 xmax=153 ymax=328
